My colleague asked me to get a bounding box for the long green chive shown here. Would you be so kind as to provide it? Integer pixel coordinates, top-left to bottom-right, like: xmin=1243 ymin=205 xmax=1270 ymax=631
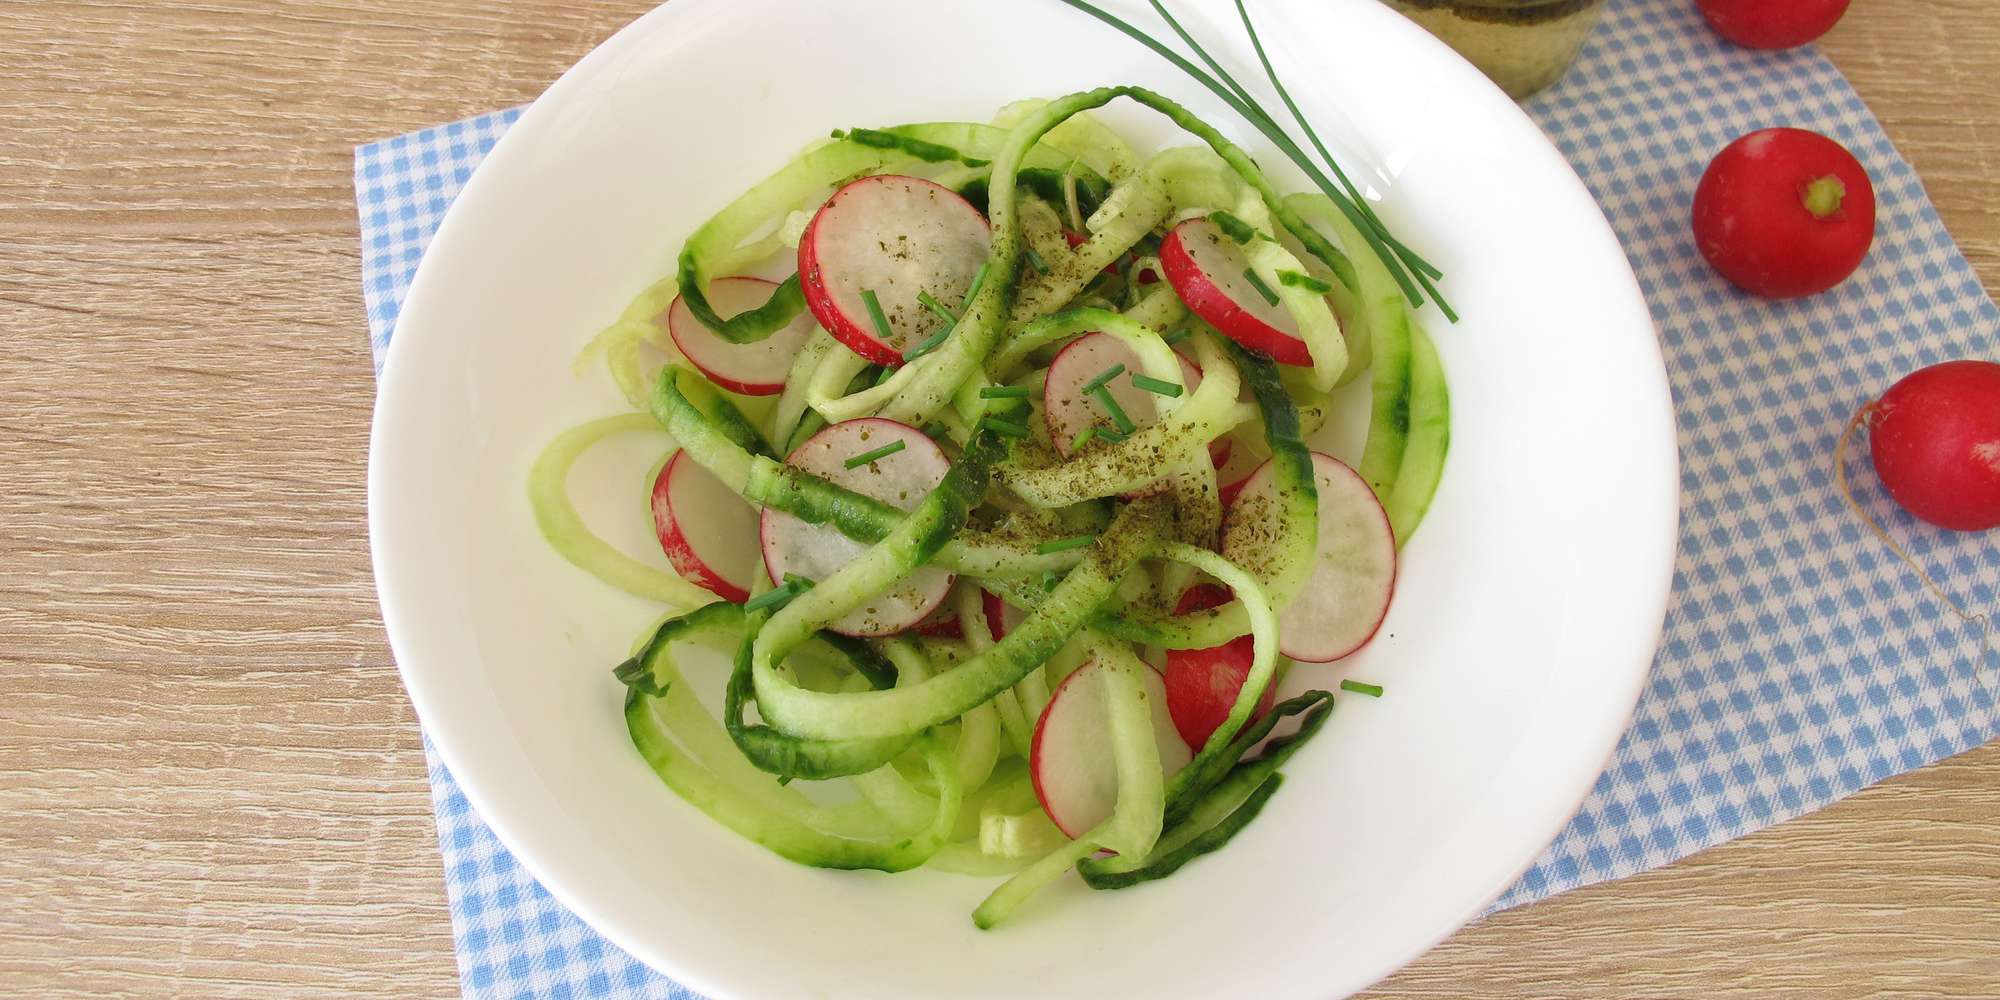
xmin=1036 ymin=535 xmax=1096 ymax=555
xmin=980 ymin=384 xmax=1031 ymax=399
xmin=1089 ymin=384 xmax=1136 ymax=434
xmin=917 ymin=289 xmax=959 ymax=326
xmin=1230 ymin=0 xmax=1447 ymax=294
xmin=844 ymin=440 xmax=907 ymax=469
xmin=1339 ymin=679 xmax=1384 ymax=698
xmin=1209 ymin=209 xmax=1258 ymax=244
xmin=860 ymin=288 xmax=893 ymax=344
xmin=1164 ymin=325 xmax=1194 ymax=345
xmin=1242 ymin=267 xmax=1281 ymax=306
xmin=983 ymin=417 xmax=1028 ymax=438
xmin=1095 ymin=426 xmax=1128 ymax=443
xmin=1024 ymin=246 xmax=1052 ymax=275
xmin=1278 ymin=269 xmax=1334 ymax=294
xmin=1070 ymin=427 xmax=1098 ymax=452
xmin=1131 ymin=373 xmax=1184 ymax=397
xmin=1052 ymin=0 xmax=1449 ymax=319
xmin=1041 ymin=570 xmax=1061 ymax=592
xmin=1084 ymin=363 xmax=1127 ymax=392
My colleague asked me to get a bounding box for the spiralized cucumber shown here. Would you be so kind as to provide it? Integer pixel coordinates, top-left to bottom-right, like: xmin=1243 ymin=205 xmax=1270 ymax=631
xmin=535 ymin=86 xmax=1453 ymax=927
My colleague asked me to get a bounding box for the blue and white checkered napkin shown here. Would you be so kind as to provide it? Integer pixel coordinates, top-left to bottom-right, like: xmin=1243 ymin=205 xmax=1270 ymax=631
xmin=357 ymin=0 xmax=1999 ymax=993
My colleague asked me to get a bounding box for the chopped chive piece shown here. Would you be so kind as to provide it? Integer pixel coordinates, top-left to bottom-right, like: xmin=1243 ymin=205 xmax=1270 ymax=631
xmin=917 ymin=289 xmax=960 ymax=326
xmin=1163 ymin=325 xmax=1193 ymax=345
xmin=1095 ymin=426 xmax=1128 ymax=443
xmin=902 ymin=324 xmax=953 ymax=362
xmin=843 ymin=440 xmax=907 ymax=469
xmin=860 ymin=288 xmax=894 ymax=344
xmin=1278 ymin=270 xmax=1334 ymax=294
xmin=1130 ymin=373 xmax=1184 ymax=397
xmin=1241 ymin=267 xmax=1281 ymax=306
xmin=1084 ymin=363 xmax=1127 ymax=392
xmin=1070 ymin=427 xmax=1098 ymax=452
xmin=1089 ymin=384 xmax=1136 ymax=434
xmin=744 ymin=581 xmax=802 ymax=613
xmin=1209 ymin=209 xmax=1258 ymax=244
xmin=979 ymin=385 xmax=1031 ymax=399
xmin=782 ymin=573 xmax=816 ymax=591
xmin=1035 ymin=535 xmax=1096 ymax=555
xmin=1339 ymin=679 xmax=1384 ymax=698
xmin=963 ymin=262 xmax=991 ymax=306
xmin=873 ymin=365 xmax=898 ymax=386
xmin=1041 ymin=570 xmax=1060 ymax=592
xmin=1024 ymin=247 xmax=1051 ymax=275
xmin=983 ymin=417 xmax=1027 ymax=439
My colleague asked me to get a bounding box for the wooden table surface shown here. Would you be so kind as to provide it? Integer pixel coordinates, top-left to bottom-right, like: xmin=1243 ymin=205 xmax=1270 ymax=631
xmin=3 ymin=2 xmax=1996 ymax=997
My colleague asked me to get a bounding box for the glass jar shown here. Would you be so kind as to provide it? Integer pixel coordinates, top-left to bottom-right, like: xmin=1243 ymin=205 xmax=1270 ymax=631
xmin=1382 ymin=0 xmax=1608 ymax=100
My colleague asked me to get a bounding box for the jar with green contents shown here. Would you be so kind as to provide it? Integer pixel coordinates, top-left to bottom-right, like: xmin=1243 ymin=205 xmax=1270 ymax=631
xmin=1383 ymin=0 xmax=1608 ymax=99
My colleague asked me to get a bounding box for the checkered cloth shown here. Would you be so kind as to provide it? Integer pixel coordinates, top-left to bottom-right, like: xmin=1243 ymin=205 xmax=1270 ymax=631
xmin=356 ymin=0 xmax=2000 ymax=994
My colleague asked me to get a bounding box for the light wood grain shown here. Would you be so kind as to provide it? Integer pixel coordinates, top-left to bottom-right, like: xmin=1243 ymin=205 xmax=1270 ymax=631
xmin=0 ymin=2 xmax=1994 ymax=997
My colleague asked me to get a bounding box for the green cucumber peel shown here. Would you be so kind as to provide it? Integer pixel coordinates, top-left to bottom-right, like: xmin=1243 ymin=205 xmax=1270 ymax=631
xmin=1384 ymin=320 xmax=1450 ymax=546
xmin=751 ymin=500 xmax=1164 ymax=742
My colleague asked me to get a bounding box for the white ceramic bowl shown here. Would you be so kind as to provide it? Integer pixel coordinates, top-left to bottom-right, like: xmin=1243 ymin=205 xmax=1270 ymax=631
xmin=368 ymin=1 xmax=1678 ymax=996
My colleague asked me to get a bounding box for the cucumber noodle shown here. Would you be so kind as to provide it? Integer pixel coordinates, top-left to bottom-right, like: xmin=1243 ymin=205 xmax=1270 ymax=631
xmin=529 ymin=89 xmax=1451 ymax=926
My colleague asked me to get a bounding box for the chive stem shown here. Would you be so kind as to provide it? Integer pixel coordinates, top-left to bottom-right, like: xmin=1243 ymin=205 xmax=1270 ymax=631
xmin=983 ymin=417 xmax=1028 ymax=438
xmin=1242 ymin=267 xmax=1281 ymax=306
xmin=1090 ymin=384 xmax=1137 ymax=434
xmin=844 ymin=440 xmax=907 ymax=469
xmin=1339 ymin=679 xmax=1384 ymax=698
xmin=917 ymin=289 xmax=960 ymax=326
xmin=1084 ymin=363 xmax=1127 ymax=392
xmin=860 ymin=288 xmax=894 ymax=345
xmin=1130 ymin=373 xmax=1184 ymax=397
xmin=1024 ymin=246 xmax=1052 ymax=275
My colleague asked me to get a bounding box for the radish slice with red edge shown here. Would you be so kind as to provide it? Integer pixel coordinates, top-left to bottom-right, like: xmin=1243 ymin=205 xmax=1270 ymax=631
xmin=665 ymin=276 xmax=818 ymax=396
xmin=651 ymin=450 xmax=759 ymax=603
xmin=911 ymin=603 xmax=963 ymax=639
xmin=1043 ymin=332 xmax=1224 ymax=493
xmin=759 ymin=418 xmax=954 ymax=636
xmin=1161 ymin=216 xmax=1312 ymax=366
xmin=1221 ymin=451 xmax=1397 ymax=662
xmin=798 ymin=175 xmax=991 ymax=366
xmin=1030 ymin=658 xmax=1192 ymax=840
xmin=1163 ymin=584 xmax=1277 ymax=750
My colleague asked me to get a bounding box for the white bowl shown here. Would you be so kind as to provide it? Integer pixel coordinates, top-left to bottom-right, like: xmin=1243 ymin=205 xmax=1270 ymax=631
xmin=368 ymin=1 xmax=1678 ymax=996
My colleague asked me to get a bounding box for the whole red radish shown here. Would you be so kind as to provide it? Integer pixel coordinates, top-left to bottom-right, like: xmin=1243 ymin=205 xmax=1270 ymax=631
xmin=1163 ymin=584 xmax=1277 ymax=751
xmin=1866 ymin=360 xmax=2000 ymax=532
xmin=1692 ymin=128 xmax=1874 ymax=299
xmin=1697 ymin=0 xmax=1850 ymax=51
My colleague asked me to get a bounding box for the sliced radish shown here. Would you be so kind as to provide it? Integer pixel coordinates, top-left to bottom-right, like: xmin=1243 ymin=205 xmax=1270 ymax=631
xmin=1220 ymin=452 xmax=1397 ymax=662
xmin=1161 ymin=217 xmax=1312 ymax=366
xmin=651 ymin=450 xmax=759 ymax=603
xmin=760 ymin=419 xmax=955 ymax=636
xmin=912 ymin=603 xmax=963 ymax=639
xmin=1042 ymin=333 xmax=1227 ymax=497
xmin=1030 ymin=658 xmax=1193 ymax=840
xmin=1163 ymin=585 xmax=1277 ymax=750
xmin=981 ymin=589 xmax=1027 ymax=643
xmin=798 ymin=175 xmax=991 ymax=366
xmin=664 ymin=276 xmax=818 ymax=396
